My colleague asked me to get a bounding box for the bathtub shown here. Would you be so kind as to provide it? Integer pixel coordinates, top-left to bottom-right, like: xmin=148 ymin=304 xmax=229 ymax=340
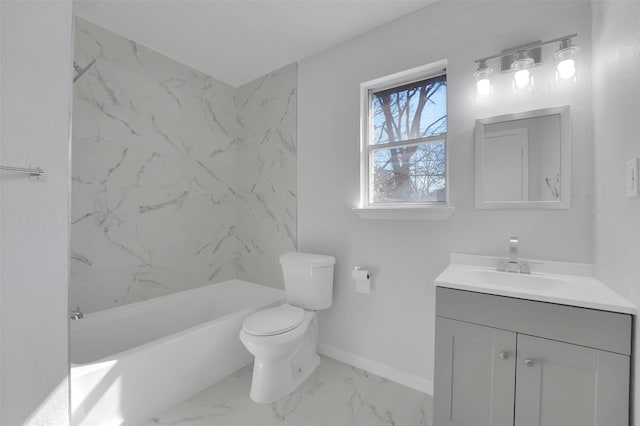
xmin=70 ymin=279 xmax=285 ymax=426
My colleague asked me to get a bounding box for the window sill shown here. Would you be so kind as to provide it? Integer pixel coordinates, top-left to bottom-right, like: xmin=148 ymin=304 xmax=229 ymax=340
xmin=352 ymin=205 xmax=456 ymax=220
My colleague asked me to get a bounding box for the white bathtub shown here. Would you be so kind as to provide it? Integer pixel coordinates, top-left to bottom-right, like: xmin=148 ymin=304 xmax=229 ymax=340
xmin=70 ymin=279 xmax=285 ymax=426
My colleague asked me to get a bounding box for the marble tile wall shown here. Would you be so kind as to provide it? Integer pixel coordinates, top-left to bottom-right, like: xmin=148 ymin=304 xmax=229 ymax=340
xmin=71 ymin=19 xmax=297 ymax=312
xmin=71 ymin=18 xmax=237 ymax=312
xmin=236 ymin=64 xmax=297 ymax=289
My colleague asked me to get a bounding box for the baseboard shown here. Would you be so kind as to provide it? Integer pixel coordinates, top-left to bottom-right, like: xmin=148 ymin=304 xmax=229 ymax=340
xmin=317 ymin=343 xmax=434 ymax=395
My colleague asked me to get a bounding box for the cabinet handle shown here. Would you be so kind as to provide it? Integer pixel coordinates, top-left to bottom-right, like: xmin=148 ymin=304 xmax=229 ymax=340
xmin=524 ymin=358 xmax=535 ymax=367
xmin=498 ymin=351 xmax=509 ymax=360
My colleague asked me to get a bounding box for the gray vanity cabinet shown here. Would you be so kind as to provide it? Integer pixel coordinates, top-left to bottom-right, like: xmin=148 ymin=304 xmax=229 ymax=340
xmin=514 ymin=334 xmax=629 ymax=426
xmin=434 ymin=317 xmax=516 ymax=426
xmin=434 ymin=287 xmax=631 ymax=426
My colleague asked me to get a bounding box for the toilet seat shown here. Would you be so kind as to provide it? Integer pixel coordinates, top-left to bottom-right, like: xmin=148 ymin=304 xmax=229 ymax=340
xmin=242 ymin=304 xmax=305 ymax=336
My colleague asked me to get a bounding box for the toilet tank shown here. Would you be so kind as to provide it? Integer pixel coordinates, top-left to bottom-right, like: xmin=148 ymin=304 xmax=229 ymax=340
xmin=280 ymin=252 xmax=336 ymax=310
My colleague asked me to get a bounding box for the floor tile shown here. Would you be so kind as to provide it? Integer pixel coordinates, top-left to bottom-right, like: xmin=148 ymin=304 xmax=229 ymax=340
xmin=144 ymin=356 xmax=432 ymax=426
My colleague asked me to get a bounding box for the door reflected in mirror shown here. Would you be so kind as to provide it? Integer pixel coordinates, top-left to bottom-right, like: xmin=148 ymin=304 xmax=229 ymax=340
xmin=475 ymin=106 xmax=570 ymax=209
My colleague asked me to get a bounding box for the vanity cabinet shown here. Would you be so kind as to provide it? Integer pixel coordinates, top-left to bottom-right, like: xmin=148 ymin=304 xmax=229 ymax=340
xmin=433 ymin=287 xmax=631 ymax=426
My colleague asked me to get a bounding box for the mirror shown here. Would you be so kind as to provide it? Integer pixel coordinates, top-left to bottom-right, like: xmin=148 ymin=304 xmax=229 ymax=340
xmin=475 ymin=106 xmax=570 ymax=209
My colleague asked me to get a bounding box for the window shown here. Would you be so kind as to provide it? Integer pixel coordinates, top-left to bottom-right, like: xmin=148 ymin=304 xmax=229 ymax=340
xmin=360 ymin=63 xmax=448 ymax=210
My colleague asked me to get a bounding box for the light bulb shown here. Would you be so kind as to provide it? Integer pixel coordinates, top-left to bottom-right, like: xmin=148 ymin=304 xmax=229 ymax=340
xmin=474 ymin=61 xmax=493 ymax=98
xmin=510 ymin=51 xmax=534 ymax=92
xmin=476 ymin=78 xmax=491 ymax=96
xmin=557 ymin=58 xmax=576 ymax=80
xmin=514 ymin=69 xmax=530 ymax=89
xmin=554 ymin=39 xmax=579 ymax=83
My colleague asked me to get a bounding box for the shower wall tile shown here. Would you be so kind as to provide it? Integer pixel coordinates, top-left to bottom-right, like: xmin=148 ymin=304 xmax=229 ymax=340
xmin=71 ymin=18 xmax=237 ymax=313
xmin=235 ymin=64 xmax=298 ymax=289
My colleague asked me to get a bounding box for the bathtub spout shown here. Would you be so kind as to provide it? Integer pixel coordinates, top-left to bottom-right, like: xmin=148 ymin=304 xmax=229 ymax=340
xmin=70 ymin=308 xmax=84 ymax=320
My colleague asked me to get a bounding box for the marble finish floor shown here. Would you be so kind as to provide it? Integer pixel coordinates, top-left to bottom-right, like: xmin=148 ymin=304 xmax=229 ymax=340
xmin=144 ymin=356 xmax=433 ymax=426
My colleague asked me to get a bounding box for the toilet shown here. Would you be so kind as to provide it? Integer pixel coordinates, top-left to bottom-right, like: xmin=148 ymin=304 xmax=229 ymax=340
xmin=239 ymin=251 xmax=336 ymax=403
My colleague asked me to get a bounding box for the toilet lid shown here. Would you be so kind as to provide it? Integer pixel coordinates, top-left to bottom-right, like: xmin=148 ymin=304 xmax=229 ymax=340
xmin=242 ymin=304 xmax=305 ymax=336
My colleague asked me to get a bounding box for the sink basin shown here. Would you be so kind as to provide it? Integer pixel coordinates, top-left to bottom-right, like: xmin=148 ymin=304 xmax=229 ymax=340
xmin=434 ymin=253 xmax=637 ymax=314
xmin=474 ymin=269 xmax=564 ymax=291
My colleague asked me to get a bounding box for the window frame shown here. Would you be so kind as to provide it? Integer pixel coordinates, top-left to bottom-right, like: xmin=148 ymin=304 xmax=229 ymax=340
xmin=358 ymin=60 xmax=453 ymax=217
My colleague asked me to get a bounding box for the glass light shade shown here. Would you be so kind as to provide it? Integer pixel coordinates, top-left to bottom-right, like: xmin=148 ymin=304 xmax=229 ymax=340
xmin=555 ymin=40 xmax=579 ymax=82
xmin=557 ymin=58 xmax=576 ymax=79
xmin=474 ymin=62 xmax=493 ymax=97
xmin=476 ymin=78 xmax=492 ymax=96
xmin=510 ymin=52 xmax=534 ymax=92
xmin=514 ymin=69 xmax=531 ymax=89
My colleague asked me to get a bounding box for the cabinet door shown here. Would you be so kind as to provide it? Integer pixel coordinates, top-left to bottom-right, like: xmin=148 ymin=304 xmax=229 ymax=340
xmin=434 ymin=317 xmax=516 ymax=426
xmin=515 ymin=334 xmax=629 ymax=426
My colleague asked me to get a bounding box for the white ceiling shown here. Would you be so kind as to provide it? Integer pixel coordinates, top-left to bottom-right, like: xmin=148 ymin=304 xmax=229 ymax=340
xmin=73 ymin=0 xmax=435 ymax=87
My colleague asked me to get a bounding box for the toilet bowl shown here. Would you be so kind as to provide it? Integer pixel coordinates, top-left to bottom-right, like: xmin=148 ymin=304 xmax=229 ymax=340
xmin=239 ymin=304 xmax=320 ymax=403
xmin=239 ymin=252 xmax=335 ymax=404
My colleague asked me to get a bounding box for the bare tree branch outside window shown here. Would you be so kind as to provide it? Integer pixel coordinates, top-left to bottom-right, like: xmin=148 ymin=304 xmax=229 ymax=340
xmin=370 ymin=74 xmax=447 ymax=203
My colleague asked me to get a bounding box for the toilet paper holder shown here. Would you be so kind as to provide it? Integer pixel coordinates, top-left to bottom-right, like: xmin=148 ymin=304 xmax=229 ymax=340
xmin=353 ymin=266 xmax=371 ymax=280
xmin=353 ymin=267 xmax=372 ymax=294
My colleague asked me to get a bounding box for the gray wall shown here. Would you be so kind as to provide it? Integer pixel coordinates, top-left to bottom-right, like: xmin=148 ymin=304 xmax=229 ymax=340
xmin=0 ymin=1 xmax=72 ymax=424
xmin=592 ymin=0 xmax=640 ymax=422
xmin=298 ymin=0 xmax=593 ymax=388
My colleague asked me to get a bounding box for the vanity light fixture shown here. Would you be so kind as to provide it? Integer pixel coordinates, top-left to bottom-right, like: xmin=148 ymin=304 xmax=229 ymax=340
xmin=473 ymin=33 xmax=578 ymax=95
xmin=474 ymin=61 xmax=493 ymax=96
xmin=510 ymin=50 xmax=535 ymax=92
xmin=554 ymin=38 xmax=579 ymax=81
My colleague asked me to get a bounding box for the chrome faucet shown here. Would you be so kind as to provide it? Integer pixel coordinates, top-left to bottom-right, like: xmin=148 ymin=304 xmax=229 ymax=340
xmin=70 ymin=308 xmax=84 ymax=320
xmin=508 ymin=236 xmax=519 ymax=272
xmin=497 ymin=236 xmax=530 ymax=274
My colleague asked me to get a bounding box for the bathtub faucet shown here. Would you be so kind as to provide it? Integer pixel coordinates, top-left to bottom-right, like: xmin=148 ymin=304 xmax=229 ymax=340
xmin=70 ymin=308 xmax=84 ymax=320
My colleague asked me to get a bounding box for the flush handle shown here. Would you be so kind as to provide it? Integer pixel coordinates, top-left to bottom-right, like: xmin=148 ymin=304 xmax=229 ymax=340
xmin=524 ymin=358 xmax=535 ymax=367
xmin=498 ymin=351 xmax=509 ymax=360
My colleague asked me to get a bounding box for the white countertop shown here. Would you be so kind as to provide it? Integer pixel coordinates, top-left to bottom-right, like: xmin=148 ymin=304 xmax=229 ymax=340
xmin=435 ymin=253 xmax=636 ymax=315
